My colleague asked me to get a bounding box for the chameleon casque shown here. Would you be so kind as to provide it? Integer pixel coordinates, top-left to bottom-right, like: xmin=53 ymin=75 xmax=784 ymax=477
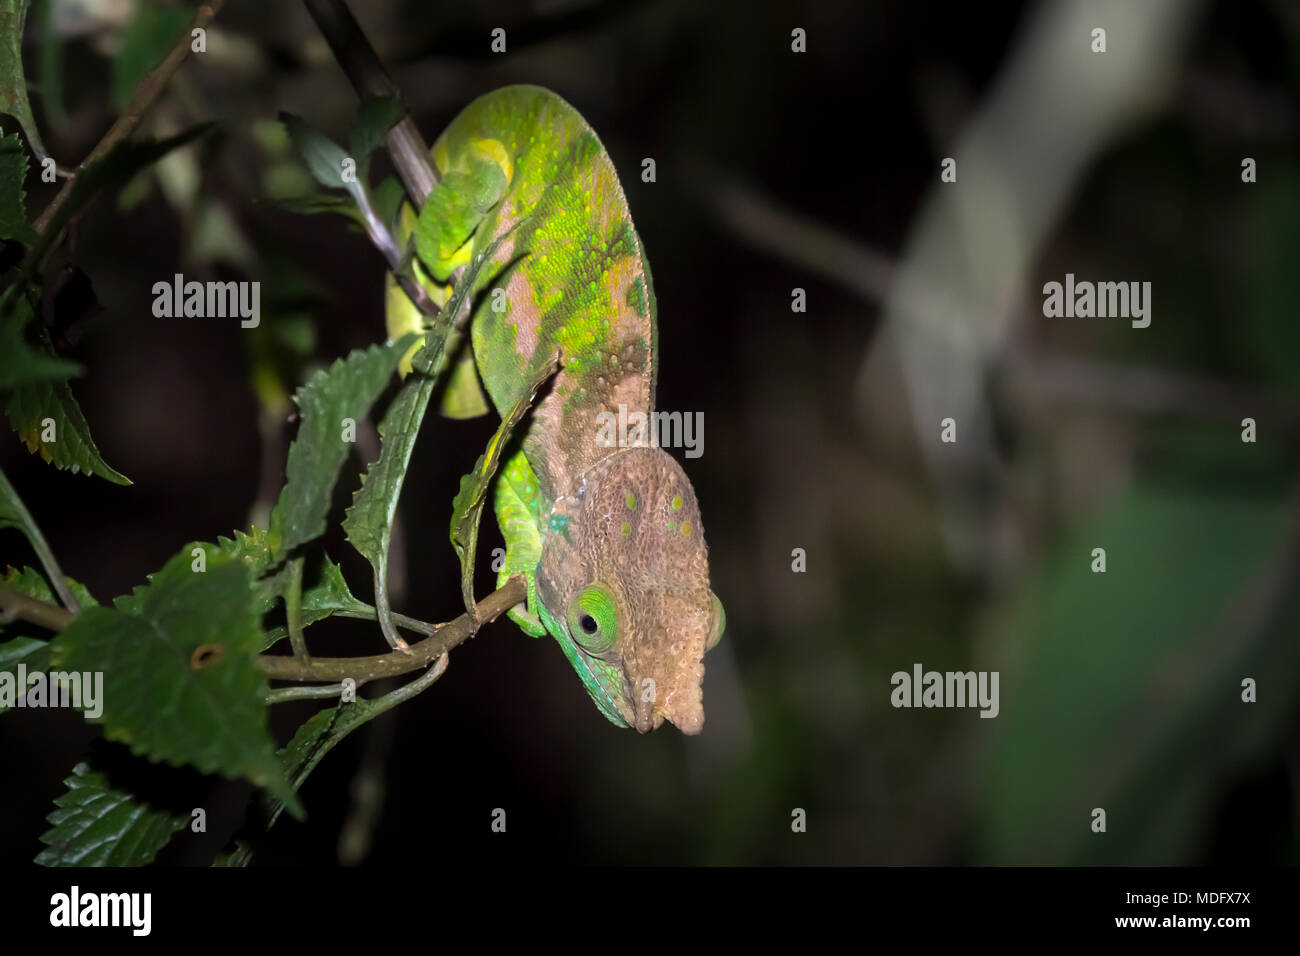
xmin=386 ymin=85 xmax=724 ymax=734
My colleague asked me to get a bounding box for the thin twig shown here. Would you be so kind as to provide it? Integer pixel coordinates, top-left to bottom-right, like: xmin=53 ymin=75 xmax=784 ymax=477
xmin=33 ymin=0 xmax=225 ymax=236
xmin=259 ymin=575 xmax=525 ymax=686
xmin=266 ymin=682 xmax=348 ymax=704
xmin=0 ymin=582 xmax=75 ymax=630
xmin=302 ymin=0 xmax=438 ymax=207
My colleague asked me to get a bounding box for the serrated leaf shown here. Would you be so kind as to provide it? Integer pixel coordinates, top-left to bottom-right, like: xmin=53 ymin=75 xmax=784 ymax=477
xmin=267 ymin=337 xmax=415 ymax=559
xmin=36 ymin=761 xmax=188 ymax=865
xmin=0 ymin=0 xmax=49 ymax=164
xmin=341 ymin=370 xmax=433 ymax=574
xmin=259 ymin=555 xmax=373 ymax=651
xmin=49 ymin=549 xmax=302 ymax=818
xmin=0 ymin=634 xmax=51 ymax=713
xmin=1 ymin=563 xmax=97 ymax=609
xmin=0 ymin=129 xmax=37 ymax=242
xmin=345 ymin=230 xmax=518 ymax=637
xmin=301 ymin=555 xmax=372 ymax=617
xmin=449 ymin=355 xmax=556 ymax=613
xmin=0 ymin=294 xmax=82 ymax=390
xmin=5 ymin=377 xmax=131 ymax=483
xmin=203 ymin=526 xmax=279 ymax=613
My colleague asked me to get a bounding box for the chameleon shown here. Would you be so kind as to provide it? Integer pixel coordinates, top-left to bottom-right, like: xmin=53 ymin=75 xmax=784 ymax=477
xmin=385 ymin=85 xmax=724 ymax=734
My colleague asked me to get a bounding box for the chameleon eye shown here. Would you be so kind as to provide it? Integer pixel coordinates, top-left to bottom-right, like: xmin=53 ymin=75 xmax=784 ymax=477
xmin=706 ymin=592 xmax=725 ymax=652
xmin=568 ymin=585 xmax=619 ymax=654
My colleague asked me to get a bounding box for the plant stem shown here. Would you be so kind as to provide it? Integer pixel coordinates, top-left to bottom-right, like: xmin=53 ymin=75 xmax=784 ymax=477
xmin=259 ymin=575 xmax=526 ymax=686
xmin=33 ymin=0 xmax=226 ymax=236
xmin=0 ymin=582 xmax=74 ymax=630
xmin=302 ymin=0 xmax=438 ymax=207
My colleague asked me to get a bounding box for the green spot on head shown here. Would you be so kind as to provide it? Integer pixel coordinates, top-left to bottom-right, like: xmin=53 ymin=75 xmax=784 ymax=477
xmin=667 ymin=521 xmax=675 ymax=531
xmin=625 ymin=493 xmax=636 ymax=510
xmin=671 ymin=495 xmax=683 ymax=510
xmin=620 ymin=521 xmax=631 ymax=537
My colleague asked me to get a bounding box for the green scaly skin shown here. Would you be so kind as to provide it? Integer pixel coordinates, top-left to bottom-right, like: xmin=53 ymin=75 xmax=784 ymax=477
xmin=387 ymin=86 xmax=723 ymax=734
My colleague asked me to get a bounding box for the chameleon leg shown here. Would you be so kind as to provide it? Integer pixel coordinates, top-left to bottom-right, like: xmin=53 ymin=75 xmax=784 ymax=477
xmin=492 ymin=449 xmax=548 ymax=638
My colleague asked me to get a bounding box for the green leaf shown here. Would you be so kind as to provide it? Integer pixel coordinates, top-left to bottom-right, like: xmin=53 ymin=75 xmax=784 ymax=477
xmin=350 ymin=95 xmax=404 ymax=182
xmin=301 ymin=555 xmax=372 ymax=617
xmin=5 ymin=377 xmax=131 ymax=484
xmin=1 ymin=563 xmax=97 ymax=610
xmin=271 ymin=190 xmax=359 ymax=219
xmin=18 ymin=124 xmax=215 ymax=280
xmin=979 ymin=486 xmax=1294 ymax=864
xmin=36 ymin=761 xmax=188 ymax=866
xmin=372 ymin=175 xmax=405 ymax=236
xmin=341 ymin=371 xmax=433 ymax=583
xmin=280 ymin=111 xmax=351 ymax=193
xmin=344 ymin=230 xmax=518 ymax=640
xmin=449 ymin=355 xmax=556 ymax=613
xmin=111 ymin=3 xmax=192 ymax=111
xmin=0 ymin=128 xmax=36 ymax=242
xmin=204 ymin=526 xmax=279 ymax=613
xmin=0 ymin=563 xmax=93 ymax=710
xmin=267 ymin=337 xmax=415 ymax=559
xmin=0 ymin=294 xmax=82 ymax=390
xmin=264 ymin=658 xmax=448 ymax=830
xmin=259 ymin=555 xmax=373 ymax=651
xmin=0 ymin=463 xmax=84 ymax=611
xmin=0 ymin=634 xmax=51 ymax=713
xmin=0 ymin=0 xmax=49 ymax=164
xmin=49 ymin=549 xmax=302 ymax=818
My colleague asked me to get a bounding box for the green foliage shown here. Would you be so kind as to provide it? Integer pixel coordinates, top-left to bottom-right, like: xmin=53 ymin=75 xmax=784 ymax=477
xmin=449 ymin=356 xmax=557 ymax=612
xmin=980 ymin=486 xmax=1292 ymax=864
xmin=350 ymin=96 xmax=404 ymax=183
xmin=0 ymin=0 xmax=48 ymax=163
xmin=5 ymin=378 xmax=132 ymax=484
xmin=342 ymin=370 xmax=433 ymax=584
xmin=112 ymin=3 xmax=193 ymax=110
xmin=1 ymin=563 xmax=97 ymax=609
xmin=0 ymin=294 xmax=82 ymax=392
xmin=50 ymin=548 xmax=303 ymax=818
xmin=36 ymin=762 xmax=189 ymax=866
xmin=0 ymin=128 xmax=36 ymax=242
xmin=268 ymin=336 xmax=416 ymax=558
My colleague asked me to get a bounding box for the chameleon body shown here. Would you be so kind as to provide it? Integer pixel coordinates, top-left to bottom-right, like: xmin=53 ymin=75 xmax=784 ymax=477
xmin=386 ymin=86 xmax=723 ymax=734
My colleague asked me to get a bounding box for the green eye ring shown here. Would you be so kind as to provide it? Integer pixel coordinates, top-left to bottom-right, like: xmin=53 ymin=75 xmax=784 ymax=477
xmin=568 ymin=584 xmax=619 ymax=654
xmin=707 ymin=592 xmax=725 ymax=651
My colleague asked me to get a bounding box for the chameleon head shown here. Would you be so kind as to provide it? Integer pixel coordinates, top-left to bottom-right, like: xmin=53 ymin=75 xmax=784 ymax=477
xmin=536 ymin=446 xmax=724 ymax=734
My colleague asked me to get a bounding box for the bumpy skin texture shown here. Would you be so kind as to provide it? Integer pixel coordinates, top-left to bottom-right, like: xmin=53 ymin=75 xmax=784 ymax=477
xmin=391 ymin=85 xmax=722 ymax=733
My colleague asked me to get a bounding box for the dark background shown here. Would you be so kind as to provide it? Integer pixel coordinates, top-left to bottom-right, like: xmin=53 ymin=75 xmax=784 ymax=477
xmin=2 ymin=0 xmax=1298 ymax=865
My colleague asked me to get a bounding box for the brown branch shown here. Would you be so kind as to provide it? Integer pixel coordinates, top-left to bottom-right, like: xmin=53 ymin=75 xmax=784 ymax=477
xmin=33 ymin=0 xmax=225 ymax=236
xmin=302 ymin=0 xmax=438 ymax=207
xmin=0 ymin=583 xmax=75 ymax=631
xmin=258 ymin=575 xmax=526 ymax=686
xmin=0 ymin=575 xmax=528 ymax=690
